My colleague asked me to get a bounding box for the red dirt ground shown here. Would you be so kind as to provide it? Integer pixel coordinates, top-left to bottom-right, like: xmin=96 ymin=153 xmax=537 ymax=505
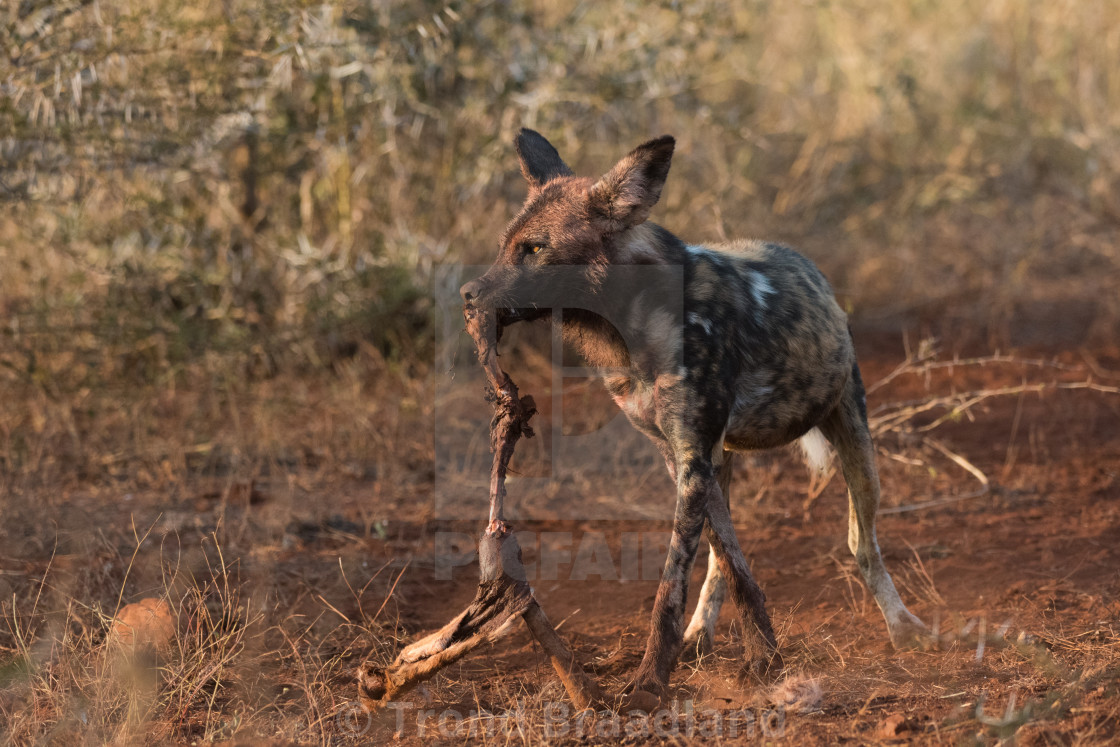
xmin=4 ymin=338 xmax=1118 ymax=745
xmin=358 ymin=339 xmax=1120 ymax=744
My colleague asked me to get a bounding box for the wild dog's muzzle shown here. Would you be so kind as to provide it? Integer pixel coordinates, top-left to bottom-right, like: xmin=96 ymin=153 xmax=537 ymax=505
xmin=460 ymin=273 xmax=549 ymax=327
xmin=459 ymin=278 xmax=483 ymax=304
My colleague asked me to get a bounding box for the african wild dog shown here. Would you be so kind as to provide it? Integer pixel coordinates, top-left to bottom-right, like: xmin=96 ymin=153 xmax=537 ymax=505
xmin=460 ymin=130 xmax=928 ymax=700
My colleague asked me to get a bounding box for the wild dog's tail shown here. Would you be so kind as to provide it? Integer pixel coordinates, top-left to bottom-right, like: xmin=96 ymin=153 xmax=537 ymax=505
xmin=798 ymin=427 xmax=832 ymax=475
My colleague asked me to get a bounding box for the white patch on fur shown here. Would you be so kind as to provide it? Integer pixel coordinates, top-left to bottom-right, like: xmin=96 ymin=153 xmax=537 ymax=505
xmin=749 ymin=270 xmax=776 ymax=317
xmin=798 ymin=427 xmax=831 ymax=475
xmin=616 ymin=386 xmax=654 ymax=422
xmin=683 ymin=551 xmax=726 ymax=647
xmin=769 ymin=674 xmax=824 ymax=713
xmin=628 ymin=292 xmax=682 ymax=366
xmin=687 ymin=312 xmax=712 ymax=335
xmin=685 ymin=243 xmax=707 ymax=257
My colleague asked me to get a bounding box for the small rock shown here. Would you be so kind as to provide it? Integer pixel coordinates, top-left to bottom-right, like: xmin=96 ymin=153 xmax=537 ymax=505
xmin=879 ymin=712 xmax=911 ymax=738
xmin=108 ymin=597 xmax=176 ymax=651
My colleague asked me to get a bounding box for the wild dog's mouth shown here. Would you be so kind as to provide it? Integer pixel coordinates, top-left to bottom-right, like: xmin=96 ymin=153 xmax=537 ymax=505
xmin=461 ymin=269 xmax=555 ymax=327
xmin=461 ymin=277 xmax=549 ymax=327
xmin=497 ymin=306 xmax=548 ymax=325
xmin=463 ymin=301 xmax=545 ymax=323
xmin=460 ymin=302 xmax=545 ymax=332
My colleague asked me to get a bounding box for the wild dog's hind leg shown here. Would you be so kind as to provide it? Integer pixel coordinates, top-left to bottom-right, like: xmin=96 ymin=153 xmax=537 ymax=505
xmin=681 ymin=450 xmax=734 ymax=660
xmin=820 ymin=363 xmax=929 ymax=648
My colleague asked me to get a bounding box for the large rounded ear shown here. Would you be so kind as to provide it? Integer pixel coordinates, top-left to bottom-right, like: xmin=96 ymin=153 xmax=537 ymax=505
xmin=587 ymin=135 xmax=674 ymax=232
xmin=515 ymin=129 xmax=573 ymax=193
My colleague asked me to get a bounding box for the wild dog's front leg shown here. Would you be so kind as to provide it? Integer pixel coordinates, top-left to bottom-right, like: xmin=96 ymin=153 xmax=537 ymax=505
xmin=630 ymin=457 xmax=712 ymax=697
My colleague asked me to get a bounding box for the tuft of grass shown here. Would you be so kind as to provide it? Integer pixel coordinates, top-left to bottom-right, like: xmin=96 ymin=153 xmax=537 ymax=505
xmin=0 ymin=523 xmax=404 ymax=743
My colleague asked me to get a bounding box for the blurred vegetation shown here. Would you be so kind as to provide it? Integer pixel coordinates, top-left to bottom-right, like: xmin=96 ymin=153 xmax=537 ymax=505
xmin=2 ymin=0 xmax=1119 ymax=482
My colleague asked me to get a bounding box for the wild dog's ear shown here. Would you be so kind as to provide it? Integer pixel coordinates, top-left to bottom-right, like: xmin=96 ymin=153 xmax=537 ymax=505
xmin=587 ymin=135 xmax=675 ymax=231
xmin=515 ymin=128 xmax=573 ymax=192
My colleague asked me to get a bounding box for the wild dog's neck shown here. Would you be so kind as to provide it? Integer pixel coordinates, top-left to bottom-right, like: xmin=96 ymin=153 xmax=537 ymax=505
xmin=558 ymin=222 xmax=690 ymax=371
xmin=560 ymin=311 xmax=630 ymax=369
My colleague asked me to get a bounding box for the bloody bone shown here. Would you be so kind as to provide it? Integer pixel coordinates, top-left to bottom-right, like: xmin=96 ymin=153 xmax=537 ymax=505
xmin=357 ymin=307 xmax=603 ymax=711
xmin=464 ymin=306 xmax=536 ymax=532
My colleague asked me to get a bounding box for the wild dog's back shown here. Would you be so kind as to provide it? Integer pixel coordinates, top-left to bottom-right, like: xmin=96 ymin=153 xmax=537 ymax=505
xmin=680 ymin=240 xmax=855 ymax=450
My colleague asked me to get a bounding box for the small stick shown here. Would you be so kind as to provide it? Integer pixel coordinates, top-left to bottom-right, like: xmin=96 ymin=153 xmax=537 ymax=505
xmin=923 ymin=437 xmax=989 ymax=488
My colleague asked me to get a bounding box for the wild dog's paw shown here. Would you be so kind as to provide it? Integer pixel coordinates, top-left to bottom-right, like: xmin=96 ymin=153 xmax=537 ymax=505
xmin=888 ymin=612 xmax=934 ymax=650
xmin=737 ymin=648 xmax=784 ymax=686
xmin=679 ymin=626 xmax=715 ymax=664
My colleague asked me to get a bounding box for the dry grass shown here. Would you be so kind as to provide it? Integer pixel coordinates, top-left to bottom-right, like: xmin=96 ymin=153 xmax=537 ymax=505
xmin=4 ymin=344 xmax=1116 ymax=742
xmin=1 ymin=516 xmax=407 ymax=743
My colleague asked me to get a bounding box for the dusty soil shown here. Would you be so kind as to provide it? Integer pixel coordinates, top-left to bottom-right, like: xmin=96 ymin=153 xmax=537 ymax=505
xmin=357 ymin=338 xmax=1120 ymax=744
xmin=3 ymin=337 xmax=1119 ymax=744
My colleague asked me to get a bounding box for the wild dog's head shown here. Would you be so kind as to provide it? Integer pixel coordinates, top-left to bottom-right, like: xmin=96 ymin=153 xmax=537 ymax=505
xmin=460 ymin=130 xmax=675 ymax=325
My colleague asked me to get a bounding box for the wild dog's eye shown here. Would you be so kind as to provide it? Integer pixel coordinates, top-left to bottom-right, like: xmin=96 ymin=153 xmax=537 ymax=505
xmin=527 ymin=244 xmax=545 ymax=255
